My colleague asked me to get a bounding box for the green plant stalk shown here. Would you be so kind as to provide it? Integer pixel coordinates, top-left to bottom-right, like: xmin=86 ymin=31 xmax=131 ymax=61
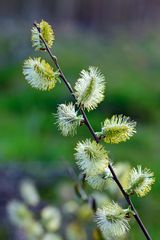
xmin=34 ymin=23 xmax=152 ymax=240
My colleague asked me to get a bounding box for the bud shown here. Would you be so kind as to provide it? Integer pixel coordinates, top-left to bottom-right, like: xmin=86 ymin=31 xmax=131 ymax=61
xmin=126 ymin=166 xmax=155 ymax=197
xmin=100 ymin=115 xmax=136 ymax=144
xmin=23 ymin=57 xmax=59 ymax=91
xmin=7 ymin=200 xmax=32 ymax=228
xmin=20 ymin=179 xmax=40 ymax=206
xmin=41 ymin=206 xmax=61 ymax=232
xmin=75 ymin=139 xmax=109 ymax=175
xmin=86 ymin=167 xmax=112 ymax=191
xmin=56 ymin=103 xmax=83 ymax=136
xmin=32 ymin=20 xmax=55 ymax=50
xmin=26 ymin=221 xmax=44 ymax=238
xmin=75 ymin=67 xmax=105 ymax=111
xmin=96 ymin=202 xmax=130 ymax=238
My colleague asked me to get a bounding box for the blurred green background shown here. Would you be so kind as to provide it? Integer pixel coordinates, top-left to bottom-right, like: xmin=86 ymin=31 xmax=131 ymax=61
xmin=0 ymin=0 xmax=160 ymax=239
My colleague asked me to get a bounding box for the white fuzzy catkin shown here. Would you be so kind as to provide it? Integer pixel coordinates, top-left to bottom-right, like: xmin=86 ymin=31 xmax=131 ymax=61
xmin=23 ymin=57 xmax=58 ymax=91
xmin=7 ymin=200 xmax=32 ymax=228
xmin=41 ymin=206 xmax=61 ymax=232
xmin=20 ymin=180 xmax=40 ymax=206
xmin=75 ymin=66 xmax=105 ymax=111
xmin=101 ymin=115 xmax=136 ymax=144
xmin=31 ymin=20 xmax=55 ymax=50
xmin=86 ymin=167 xmax=111 ymax=191
xmin=75 ymin=139 xmax=109 ymax=175
xmin=96 ymin=202 xmax=130 ymax=239
xmin=126 ymin=166 xmax=155 ymax=197
xmin=56 ymin=103 xmax=83 ymax=136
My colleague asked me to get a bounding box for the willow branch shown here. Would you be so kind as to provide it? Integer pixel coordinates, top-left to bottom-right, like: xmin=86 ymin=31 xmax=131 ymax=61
xmin=34 ymin=23 xmax=152 ymax=240
xmin=67 ymin=167 xmax=97 ymax=212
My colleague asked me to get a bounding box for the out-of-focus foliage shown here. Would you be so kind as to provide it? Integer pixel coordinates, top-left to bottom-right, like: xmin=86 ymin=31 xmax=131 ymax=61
xmin=7 ymin=163 xmax=136 ymax=240
xmin=0 ymin=26 xmax=160 ymax=238
xmin=6 ymin=178 xmax=106 ymax=239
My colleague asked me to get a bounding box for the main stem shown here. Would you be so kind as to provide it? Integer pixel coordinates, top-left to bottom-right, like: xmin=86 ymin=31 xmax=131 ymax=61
xmin=36 ymin=24 xmax=152 ymax=240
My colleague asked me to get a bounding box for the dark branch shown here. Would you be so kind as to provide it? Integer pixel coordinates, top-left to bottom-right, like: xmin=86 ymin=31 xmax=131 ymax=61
xmin=34 ymin=23 xmax=152 ymax=240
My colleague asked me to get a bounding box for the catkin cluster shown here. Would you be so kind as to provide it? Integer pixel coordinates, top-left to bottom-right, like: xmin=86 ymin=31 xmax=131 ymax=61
xmin=23 ymin=20 xmax=155 ymax=240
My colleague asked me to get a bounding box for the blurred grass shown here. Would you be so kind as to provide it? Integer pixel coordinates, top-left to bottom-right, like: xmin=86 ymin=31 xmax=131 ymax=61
xmin=0 ymin=30 xmax=160 ymax=238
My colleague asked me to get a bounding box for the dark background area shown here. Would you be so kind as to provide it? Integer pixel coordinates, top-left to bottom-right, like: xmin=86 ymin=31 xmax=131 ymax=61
xmin=0 ymin=0 xmax=160 ymax=239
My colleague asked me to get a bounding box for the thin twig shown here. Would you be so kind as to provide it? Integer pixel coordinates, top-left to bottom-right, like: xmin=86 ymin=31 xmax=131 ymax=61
xmin=34 ymin=23 xmax=152 ymax=240
xmin=67 ymin=166 xmax=97 ymax=212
